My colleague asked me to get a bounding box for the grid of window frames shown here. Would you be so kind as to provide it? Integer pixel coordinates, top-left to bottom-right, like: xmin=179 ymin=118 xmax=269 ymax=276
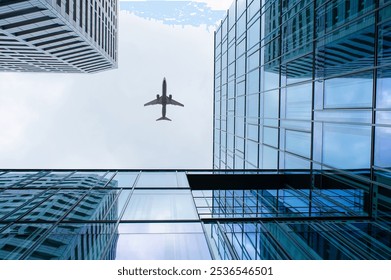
xmin=213 ymin=0 xmax=391 ymax=222
xmin=0 ymin=170 xmax=211 ymax=260
xmin=0 ymin=170 xmax=390 ymax=260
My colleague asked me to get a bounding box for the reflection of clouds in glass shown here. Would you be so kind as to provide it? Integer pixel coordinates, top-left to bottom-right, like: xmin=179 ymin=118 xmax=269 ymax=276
xmin=322 ymin=124 xmax=371 ymax=169
xmin=115 ymin=232 xmax=211 ymax=259
xmin=375 ymin=126 xmax=391 ymax=168
xmin=115 ymin=223 xmax=211 ymax=260
xmin=120 ymin=1 xmax=226 ymax=27
xmin=324 ymin=76 xmax=373 ymax=108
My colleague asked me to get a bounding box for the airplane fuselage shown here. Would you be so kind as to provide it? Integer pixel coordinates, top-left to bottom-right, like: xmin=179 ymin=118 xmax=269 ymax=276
xmin=144 ymin=78 xmax=183 ymax=121
xmin=161 ymin=79 xmax=167 ymax=117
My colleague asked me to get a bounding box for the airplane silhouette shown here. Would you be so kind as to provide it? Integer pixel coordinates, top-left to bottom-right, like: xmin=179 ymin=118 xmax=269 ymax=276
xmin=144 ymin=78 xmax=184 ymax=121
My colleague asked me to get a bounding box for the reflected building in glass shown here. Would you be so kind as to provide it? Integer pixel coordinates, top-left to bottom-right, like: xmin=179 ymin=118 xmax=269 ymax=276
xmin=0 ymin=0 xmax=118 ymax=73
xmin=0 ymin=170 xmax=390 ymax=260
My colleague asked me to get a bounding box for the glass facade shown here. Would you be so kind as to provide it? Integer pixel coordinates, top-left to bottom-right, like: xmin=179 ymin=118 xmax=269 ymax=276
xmin=214 ymin=0 xmax=391 ymax=173
xmin=212 ymin=0 xmax=391 ymax=259
xmin=0 ymin=170 xmax=390 ymax=260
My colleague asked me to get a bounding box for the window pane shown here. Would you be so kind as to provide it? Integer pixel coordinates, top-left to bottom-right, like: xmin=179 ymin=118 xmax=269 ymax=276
xmin=285 ymin=130 xmax=311 ymax=158
xmin=375 ymin=126 xmax=391 ymax=168
xmin=263 ymin=146 xmax=278 ymax=169
xmin=323 ymin=124 xmax=371 ymax=169
xmin=324 ymin=72 xmax=373 ymax=108
xmin=136 ymin=172 xmax=178 ymax=188
xmin=122 ymin=190 xmax=198 ymax=220
xmin=264 ymin=90 xmax=279 ymax=119
xmin=115 ymin=232 xmax=211 ymax=260
xmin=264 ymin=127 xmax=278 ymax=147
xmin=377 ymin=67 xmax=391 ymax=109
xmin=286 ymin=83 xmax=312 ymax=120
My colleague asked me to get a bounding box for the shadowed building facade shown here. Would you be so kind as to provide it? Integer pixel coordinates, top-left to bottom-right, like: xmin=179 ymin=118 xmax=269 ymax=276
xmin=0 ymin=169 xmax=390 ymax=260
xmin=0 ymin=0 xmax=118 ymax=73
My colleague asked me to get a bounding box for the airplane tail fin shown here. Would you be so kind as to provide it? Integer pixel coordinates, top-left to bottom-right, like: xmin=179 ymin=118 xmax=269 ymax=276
xmin=156 ymin=116 xmax=171 ymax=121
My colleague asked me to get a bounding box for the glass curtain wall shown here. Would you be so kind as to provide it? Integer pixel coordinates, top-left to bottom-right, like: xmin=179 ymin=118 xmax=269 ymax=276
xmin=213 ymin=0 xmax=391 ymax=229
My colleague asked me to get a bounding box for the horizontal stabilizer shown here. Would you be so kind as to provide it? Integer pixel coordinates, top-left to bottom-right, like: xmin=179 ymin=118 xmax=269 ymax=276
xmin=156 ymin=116 xmax=172 ymax=121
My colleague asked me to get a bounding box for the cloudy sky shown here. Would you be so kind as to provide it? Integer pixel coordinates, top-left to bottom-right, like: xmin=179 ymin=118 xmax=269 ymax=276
xmin=0 ymin=0 xmax=232 ymax=169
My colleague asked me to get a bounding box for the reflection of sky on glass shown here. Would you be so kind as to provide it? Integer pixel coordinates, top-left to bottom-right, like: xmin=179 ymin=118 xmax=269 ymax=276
xmin=324 ymin=76 xmax=373 ymax=108
xmin=322 ymin=124 xmax=371 ymax=169
xmin=377 ymin=77 xmax=391 ymax=108
xmin=115 ymin=223 xmax=211 ymax=260
xmin=120 ymin=1 xmax=226 ymax=27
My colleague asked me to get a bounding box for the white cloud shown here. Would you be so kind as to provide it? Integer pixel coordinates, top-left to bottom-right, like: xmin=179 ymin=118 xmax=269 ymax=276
xmin=120 ymin=0 xmax=233 ymax=10
xmin=0 ymin=12 xmax=214 ymax=169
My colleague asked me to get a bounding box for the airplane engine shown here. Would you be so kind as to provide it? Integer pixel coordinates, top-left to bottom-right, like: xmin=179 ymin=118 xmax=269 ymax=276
xmin=169 ymin=94 xmax=172 ymax=99
xmin=157 ymin=94 xmax=160 ymax=99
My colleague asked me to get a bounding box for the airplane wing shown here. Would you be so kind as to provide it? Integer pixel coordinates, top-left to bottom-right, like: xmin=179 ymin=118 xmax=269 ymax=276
xmin=167 ymin=98 xmax=184 ymax=107
xmin=144 ymin=96 xmax=163 ymax=106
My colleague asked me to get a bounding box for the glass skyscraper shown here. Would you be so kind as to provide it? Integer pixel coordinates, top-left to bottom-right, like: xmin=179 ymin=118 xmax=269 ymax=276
xmin=211 ymin=0 xmax=391 ymax=259
xmin=0 ymin=0 xmax=118 ymax=73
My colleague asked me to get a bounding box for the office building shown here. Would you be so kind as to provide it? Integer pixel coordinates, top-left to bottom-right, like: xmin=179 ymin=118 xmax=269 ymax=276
xmin=211 ymin=0 xmax=391 ymax=259
xmin=0 ymin=0 xmax=118 ymax=73
xmin=0 ymin=169 xmax=390 ymax=260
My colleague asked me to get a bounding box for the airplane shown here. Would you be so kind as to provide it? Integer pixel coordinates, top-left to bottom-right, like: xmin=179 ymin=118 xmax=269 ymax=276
xmin=144 ymin=77 xmax=184 ymax=121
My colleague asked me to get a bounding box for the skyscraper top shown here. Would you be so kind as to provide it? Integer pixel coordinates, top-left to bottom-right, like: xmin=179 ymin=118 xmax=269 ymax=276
xmin=0 ymin=0 xmax=118 ymax=73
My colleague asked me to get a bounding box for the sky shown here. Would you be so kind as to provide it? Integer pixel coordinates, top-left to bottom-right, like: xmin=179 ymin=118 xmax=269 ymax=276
xmin=0 ymin=0 xmax=233 ymax=169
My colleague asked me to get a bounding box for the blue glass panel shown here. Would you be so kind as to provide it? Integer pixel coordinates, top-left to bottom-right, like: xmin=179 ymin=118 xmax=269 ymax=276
xmin=236 ymin=95 xmax=245 ymax=116
xmin=247 ymin=18 xmax=260 ymax=49
xmin=111 ymin=172 xmax=138 ymax=188
xmin=264 ymin=64 xmax=280 ymax=90
xmin=237 ymin=13 xmax=246 ymax=37
xmin=228 ymin=44 xmax=235 ymax=64
xmin=247 ymin=123 xmax=259 ymax=141
xmin=236 ymin=80 xmax=246 ymax=96
xmin=324 ymin=72 xmax=373 ymax=108
xmin=247 ymin=68 xmax=260 ymax=94
xmin=236 ymin=38 xmax=246 ymax=58
xmin=263 ymin=145 xmax=278 ymax=169
xmin=378 ymin=16 xmax=391 ymax=66
xmin=285 ymin=130 xmax=311 ymax=158
xmin=286 ymin=83 xmax=312 ymax=120
xmin=264 ymin=90 xmax=279 ymax=119
xmin=246 ymin=140 xmax=258 ymax=166
xmin=285 ymin=54 xmax=313 ymax=85
xmin=236 ymin=55 xmax=246 ymax=77
xmin=247 ymin=50 xmax=260 ymax=71
xmin=246 ymin=93 xmax=259 ymax=118
xmin=316 ymin=19 xmax=374 ymax=78
xmin=375 ymin=126 xmax=391 ymax=168
xmin=248 ymin=0 xmax=261 ymax=21
xmin=227 ymin=132 xmax=234 ymax=151
xmin=315 ymin=110 xmax=372 ymax=124
xmin=122 ymin=190 xmax=198 ymax=220
xmin=376 ymin=111 xmax=391 ymax=125
xmin=263 ymin=127 xmax=278 ymax=147
xmin=235 ymin=136 xmax=245 ymax=154
xmin=280 ymin=120 xmax=312 ymax=131
xmin=284 ymin=153 xmax=311 ymax=169
xmin=115 ymin=232 xmax=211 ymax=260
xmin=377 ymin=67 xmax=391 ymax=109
xmin=323 ymin=124 xmax=371 ymax=169
xmin=228 ymin=2 xmax=236 ymax=30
